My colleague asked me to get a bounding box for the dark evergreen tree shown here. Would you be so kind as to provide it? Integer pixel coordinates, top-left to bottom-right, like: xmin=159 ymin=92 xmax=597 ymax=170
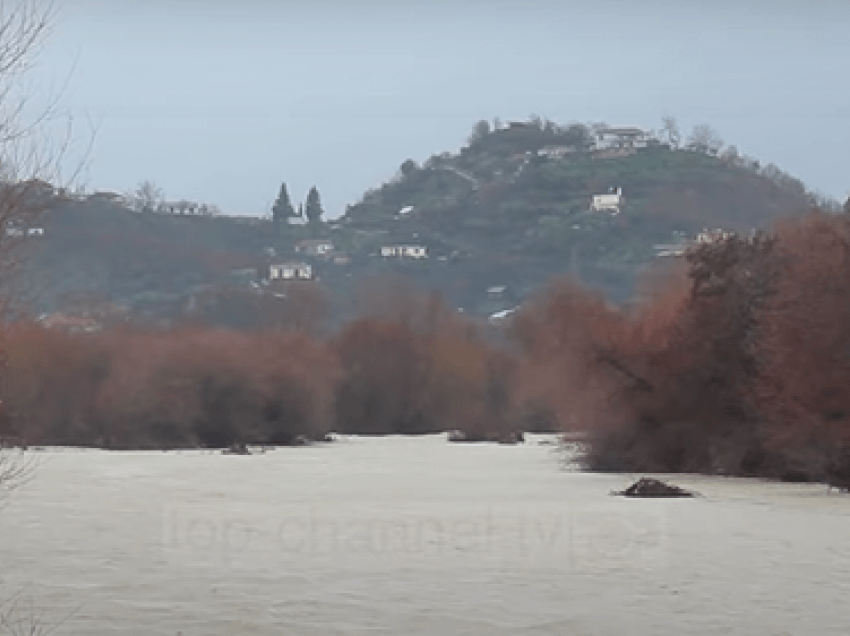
xmin=304 ymin=186 xmax=325 ymax=223
xmin=400 ymin=159 xmax=418 ymax=178
xmin=272 ymin=182 xmax=296 ymax=224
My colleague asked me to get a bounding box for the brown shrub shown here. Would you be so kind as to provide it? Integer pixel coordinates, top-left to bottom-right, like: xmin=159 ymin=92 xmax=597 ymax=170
xmin=750 ymin=213 xmax=850 ymax=483
xmin=334 ymin=284 xmax=519 ymax=437
xmin=512 ymin=235 xmax=780 ymax=474
xmin=0 ymin=323 xmax=340 ymax=449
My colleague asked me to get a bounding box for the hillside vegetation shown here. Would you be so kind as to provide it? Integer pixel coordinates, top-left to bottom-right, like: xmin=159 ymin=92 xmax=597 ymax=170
xmin=8 ymin=117 xmax=829 ymax=325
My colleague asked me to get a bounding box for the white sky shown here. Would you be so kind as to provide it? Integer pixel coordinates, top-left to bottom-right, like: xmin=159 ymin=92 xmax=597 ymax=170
xmin=28 ymin=0 xmax=850 ymax=217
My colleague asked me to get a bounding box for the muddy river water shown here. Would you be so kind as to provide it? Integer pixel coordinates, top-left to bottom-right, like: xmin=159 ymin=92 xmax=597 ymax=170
xmin=0 ymin=434 xmax=848 ymax=635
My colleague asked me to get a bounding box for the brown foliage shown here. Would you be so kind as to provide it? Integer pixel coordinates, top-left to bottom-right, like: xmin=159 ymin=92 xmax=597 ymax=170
xmin=334 ymin=284 xmax=519 ymax=437
xmin=0 ymin=282 xmax=520 ymax=448
xmin=514 ymin=211 xmax=850 ymax=483
xmin=750 ymin=214 xmax=850 ymax=481
xmin=12 ymin=207 xmax=850 ymax=482
xmin=0 ymin=324 xmax=339 ymax=449
xmin=184 ymin=282 xmax=329 ymax=333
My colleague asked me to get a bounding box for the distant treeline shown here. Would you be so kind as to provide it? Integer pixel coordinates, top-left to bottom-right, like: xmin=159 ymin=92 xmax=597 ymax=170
xmin=0 ymin=283 xmax=547 ymax=449
xmin=3 ymin=207 xmax=850 ymax=488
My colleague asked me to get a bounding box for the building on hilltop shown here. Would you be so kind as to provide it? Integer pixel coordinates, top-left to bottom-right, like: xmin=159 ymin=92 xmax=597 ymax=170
xmin=89 ymin=191 xmax=129 ymax=207
xmin=593 ymin=127 xmax=651 ymax=152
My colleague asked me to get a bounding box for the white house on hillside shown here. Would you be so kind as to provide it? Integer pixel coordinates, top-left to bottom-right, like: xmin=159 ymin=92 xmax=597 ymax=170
xmin=537 ymin=145 xmax=578 ymax=159
xmin=593 ymin=127 xmax=651 ymax=151
xmin=695 ymin=228 xmax=736 ymax=244
xmin=5 ymin=224 xmax=44 ymax=237
xmin=269 ymin=262 xmax=313 ymax=280
xmin=591 ymin=187 xmax=623 ymax=214
xmin=294 ymin=239 xmax=334 ymax=256
xmin=654 ymin=228 xmax=737 ymax=258
xmin=380 ymin=245 xmax=428 ymax=259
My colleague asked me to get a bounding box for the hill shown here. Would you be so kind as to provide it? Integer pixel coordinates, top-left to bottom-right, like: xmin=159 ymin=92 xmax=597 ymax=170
xmin=335 ymin=119 xmax=816 ymax=307
xmin=6 ymin=118 xmax=829 ymax=327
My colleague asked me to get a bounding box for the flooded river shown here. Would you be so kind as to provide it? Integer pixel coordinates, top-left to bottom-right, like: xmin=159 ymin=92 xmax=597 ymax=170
xmin=0 ymin=434 xmax=848 ymax=635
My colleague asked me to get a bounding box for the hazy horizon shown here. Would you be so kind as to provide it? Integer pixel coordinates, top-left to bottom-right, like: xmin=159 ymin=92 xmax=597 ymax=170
xmin=30 ymin=0 xmax=850 ymax=218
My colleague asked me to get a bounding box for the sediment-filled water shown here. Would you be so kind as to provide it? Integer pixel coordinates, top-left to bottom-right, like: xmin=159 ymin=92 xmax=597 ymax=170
xmin=0 ymin=434 xmax=848 ymax=635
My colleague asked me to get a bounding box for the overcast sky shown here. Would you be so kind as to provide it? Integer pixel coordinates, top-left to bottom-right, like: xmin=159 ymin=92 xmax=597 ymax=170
xmin=30 ymin=0 xmax=850 ymax=218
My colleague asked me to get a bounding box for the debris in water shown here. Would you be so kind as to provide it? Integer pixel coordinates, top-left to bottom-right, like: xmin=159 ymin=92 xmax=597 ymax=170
xmin=613 ymin=477 xmax=696 ymax=498
xmin=447 ymin=430 xmax=524 ymax=444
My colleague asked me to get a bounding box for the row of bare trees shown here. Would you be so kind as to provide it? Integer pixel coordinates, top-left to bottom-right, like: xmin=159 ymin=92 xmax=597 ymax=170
xmin=0 ymin=284 xmax=545 ymax=448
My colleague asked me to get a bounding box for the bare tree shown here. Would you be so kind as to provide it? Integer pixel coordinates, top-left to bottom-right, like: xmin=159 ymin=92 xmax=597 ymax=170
xmin=720 ymin=144 xmax=740 ymax=166
xmin=0 ymin=17 xmax=85 ymax=601
xmin=466 ymin=119 xmax=490 ymax=146
xmin=0 ymin=588 xmax=73 ymax=635
xmin=0 ymin=1 xmax=87 ymax=320
xmin=0 ymin=5 xmax=86 ymax=629
xmin=659 ymin=115 xmax=681 ymax=149
xmin=133 ymin=180 xmax=163 ymax=213
xmin=686 ymin=124 xmax=723 ymax=155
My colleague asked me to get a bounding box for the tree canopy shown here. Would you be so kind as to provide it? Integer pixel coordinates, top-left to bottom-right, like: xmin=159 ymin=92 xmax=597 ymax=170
xmin=304 ymin=186 xmax=325 ymax=223
xmin=272 ymin=182 xmax=297 ymax=223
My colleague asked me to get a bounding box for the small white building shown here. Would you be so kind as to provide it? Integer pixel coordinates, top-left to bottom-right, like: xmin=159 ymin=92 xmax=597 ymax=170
xmin=5 ymin=226 xmax=44 ymax=237
xmin=537 ymin=145 xmax=578 ymax=159
xmin=269 ymin=261 xmax=313 ymax=281
xmin=654 ymin=229 xmax=736 ymax=258
xmin=590 ymin=187 xmax=623 ymax=214
xmin=653 ymin=244 xmax=687 ymax=258
xmin=380 ymin=245 xmax=428 ymax=259
xmin=487 ymin=285 xmax=508 ymax=299
xmin=593 ymin=127 xmax=650 ymax=151
xmin=488 ymin=307 xmax=520 ymax=325
xmin=695 ymin=228 xmax=736 ymax=244
xmin=294 ymin=239 xmax=334 ymax=256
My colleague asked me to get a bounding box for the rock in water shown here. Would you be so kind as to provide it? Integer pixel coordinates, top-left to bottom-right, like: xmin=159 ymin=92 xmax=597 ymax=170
xmin=614 ymin=477 xmax=696 ymax=498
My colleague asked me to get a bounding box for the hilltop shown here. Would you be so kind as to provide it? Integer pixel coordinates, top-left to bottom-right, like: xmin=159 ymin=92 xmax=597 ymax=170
xmin=6 ymin=117 xmax=829 ymax=327
xmin=333 ymin=118 xmax=817 ymax=306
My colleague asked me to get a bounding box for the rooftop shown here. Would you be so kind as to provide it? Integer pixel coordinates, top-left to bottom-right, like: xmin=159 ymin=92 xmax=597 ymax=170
xmin=598 ymin=127 xmax=646 ymax=136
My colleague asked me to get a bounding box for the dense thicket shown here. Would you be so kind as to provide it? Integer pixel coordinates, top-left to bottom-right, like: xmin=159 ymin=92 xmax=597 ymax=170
xmin=0 ymin=287 xmax=526 ymax=448
xmin=513 ymin=209 xmax=850 ymax=486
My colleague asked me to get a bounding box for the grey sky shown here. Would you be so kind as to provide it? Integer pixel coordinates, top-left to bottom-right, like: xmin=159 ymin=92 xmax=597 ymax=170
xmin=34 ymin=0 xmax=850 ymax=218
